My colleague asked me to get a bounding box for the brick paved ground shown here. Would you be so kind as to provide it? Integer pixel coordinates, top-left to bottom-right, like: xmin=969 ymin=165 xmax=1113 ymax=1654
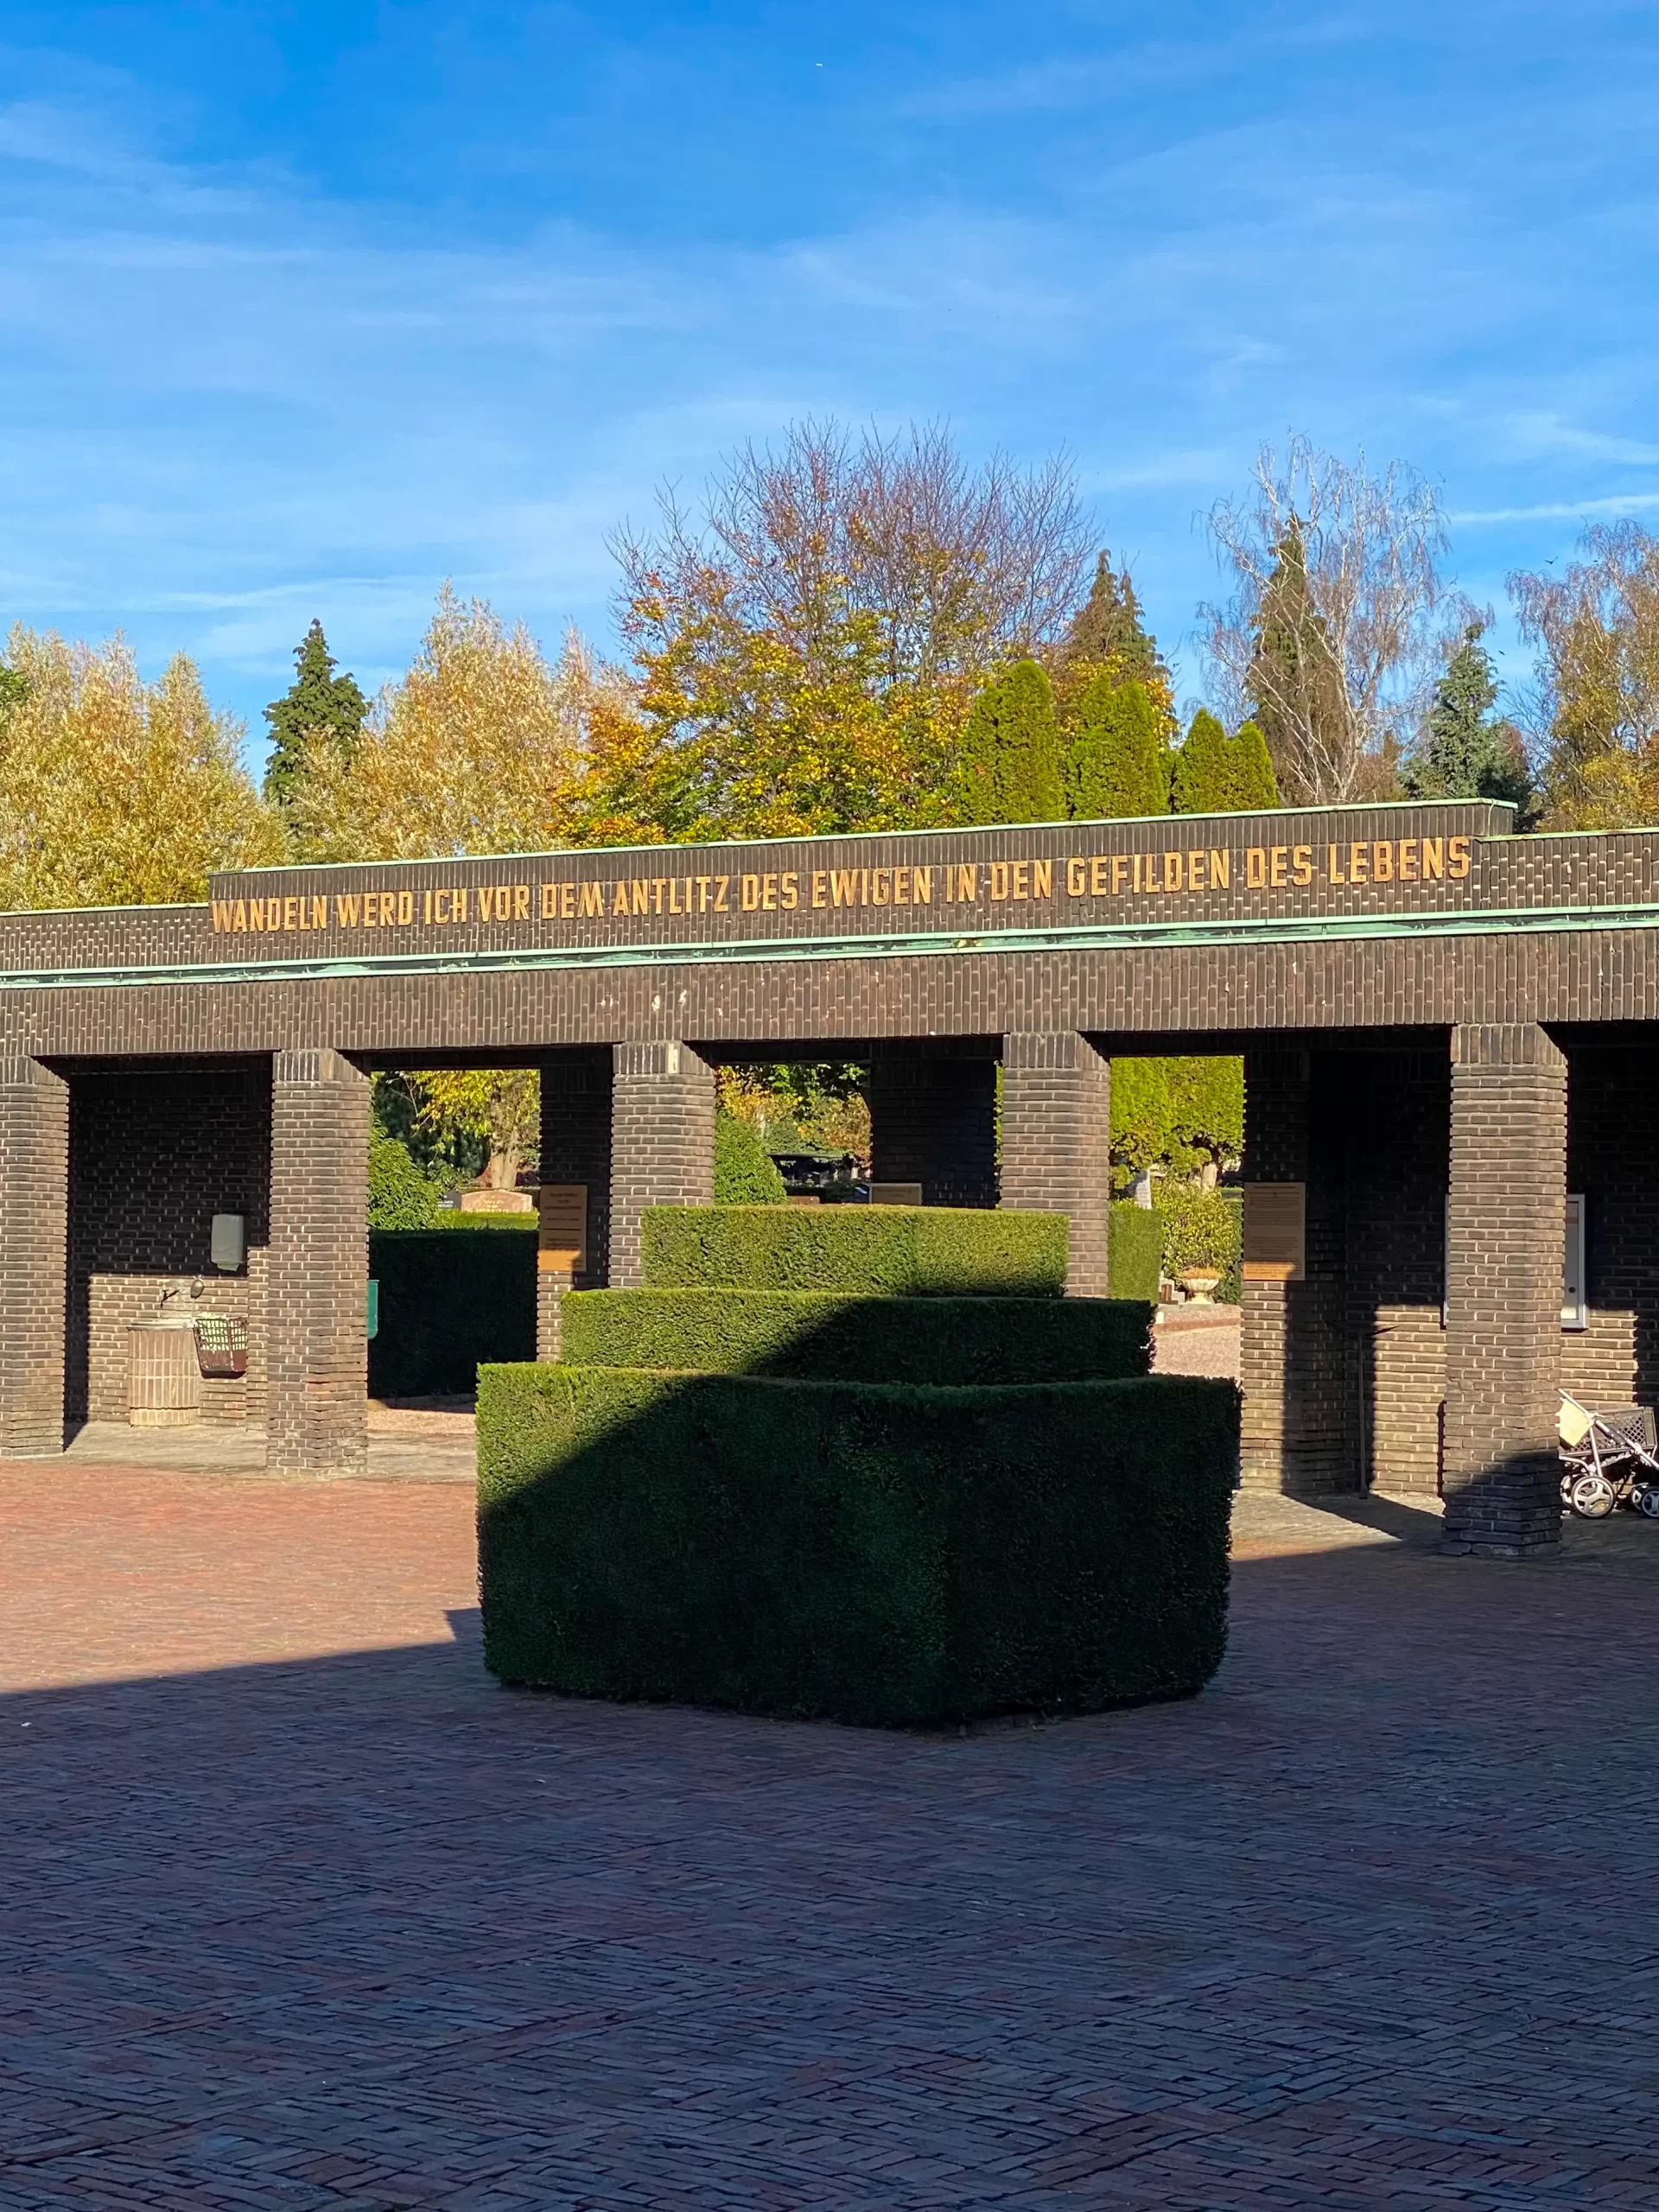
xmin=3 ymin=1463 xmax=1658 ymax=2209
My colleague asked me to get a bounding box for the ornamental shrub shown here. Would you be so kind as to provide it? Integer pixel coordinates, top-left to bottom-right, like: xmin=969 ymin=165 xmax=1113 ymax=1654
xmin=640 ymin=1205 xmax=1066 ymax=1296
xmin=714 ymin=1111 xmax=787 ymax=1203
xmin=477 ymin=1364 xmax=1237 ymax=1726
xmin=561 ymin=1288 xmax=1152 ymax=1384
xmin=1159 ymin=1184 xmax=1240 ymax=1285
xmin=368 ymin=1136 xmax=441 ymax=1230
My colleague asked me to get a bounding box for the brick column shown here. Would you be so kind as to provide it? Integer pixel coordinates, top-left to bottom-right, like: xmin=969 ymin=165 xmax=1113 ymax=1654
xmin=868 ymin=1041 xmax=998 ymax=1207
xmin=0 ymin=1057 xmax=68 ymax=1455
xmin=537 ymin=1050 xmax=614 ymax=1360
xmin=266 ymin=1050 xmax=369 ymax=1478
xmin=1000 ymin=1033 xmax=1110 ymax=1294
xmin=1239 ymin=1046 xmax=1350 ymax=1494
xmin=1443 ymin=1023 xmax=1566 ymax=1557
xmin=609 ymin=1042 xmax=715 ymax=1289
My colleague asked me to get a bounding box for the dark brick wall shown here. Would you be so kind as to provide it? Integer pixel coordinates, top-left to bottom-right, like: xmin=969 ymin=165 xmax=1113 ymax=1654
xmin=868 ymin=1039 xmax=998 ymax=1208
xmin=1000 ymin=1033 xmax=1110 ymax=1294
xmin=0 ymin=1058 xmax=69 ymax=1455
xmin=65 ymin=1062 xmax=270 ymax=1426
xmin=537 ymin=1048 xmax=614 ymax=1357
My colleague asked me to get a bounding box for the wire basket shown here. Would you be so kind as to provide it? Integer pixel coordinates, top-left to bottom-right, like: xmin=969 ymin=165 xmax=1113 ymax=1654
xmin=194 ymin=1313 xmax=249 ymax=1378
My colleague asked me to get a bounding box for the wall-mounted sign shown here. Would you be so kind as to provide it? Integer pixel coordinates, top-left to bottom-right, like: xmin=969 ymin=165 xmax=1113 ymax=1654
xmin=869 ymin=1182 xmax=924 ymax=1207
xmin=537 ymin=1184 xmax=588 ymax=1275
xmin=1242 ymin=1183 xmax=1306 ymax=1283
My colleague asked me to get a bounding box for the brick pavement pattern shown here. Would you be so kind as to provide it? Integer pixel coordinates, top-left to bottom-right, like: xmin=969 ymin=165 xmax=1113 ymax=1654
xmin=3 ymin=1464 xmax=1659 ymax=2209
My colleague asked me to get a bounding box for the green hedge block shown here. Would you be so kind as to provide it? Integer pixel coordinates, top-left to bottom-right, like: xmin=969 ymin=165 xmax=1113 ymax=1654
xmin=478 ymin=1364 xmax=1236 ymax=1726
xmin=368 ymin=1230 xmax=535 ymax=1395
xmin=641 ymin=1205 xmax=1067 ymax=1296
xmin=1109 ymin=1204 xmax=1164 ymax=1300
xmin=561 ymin=1288 xmax=1153 ymax=1384
xmin=429 ymin=1211 xmax=539 ymax=1230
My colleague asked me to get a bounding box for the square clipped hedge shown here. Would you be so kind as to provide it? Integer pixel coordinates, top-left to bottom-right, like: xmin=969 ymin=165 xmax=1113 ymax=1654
xmin=478 ymin=1364 xmax=1236 ymax=1727
xmin=640 ymin=1204 xmax=1067 ymax=1296
xmin=369 ymin=1229 xmax=535 ymax=1396
xmin=1109 ymin=1204 xmax=1165 ymax=1301
xmin=560 ymin=1288 xmax=1154 ymax=1386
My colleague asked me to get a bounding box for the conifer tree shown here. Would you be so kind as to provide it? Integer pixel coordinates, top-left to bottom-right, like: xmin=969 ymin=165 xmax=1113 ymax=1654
xmin=264 ymin=620 xmax=368 ymax=810
xmin=1171 ymin=709 xmax=1230 ymax=812
xmin=1229 ymin=720 xmax=1279 ymax=808
xmin=1404 ymin=624 xmax=1533 ymax=816
xmin=955 ymin=658 xmax=1065 ymax=823
xmin=1060 ymin=553 xmax=1162 ymax=685
xmin=1243 ymin=521 xmax=1347 ymax=803
xmin=1064 ymin=674 xmax=1169 ymax=817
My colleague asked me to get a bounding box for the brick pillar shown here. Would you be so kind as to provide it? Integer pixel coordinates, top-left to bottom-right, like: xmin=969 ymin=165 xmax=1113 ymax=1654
xmin=266 ymin=1049 xmax=369 ymax=1478
xmin=1443 ymin=1023 xmax=1566 ymax=1557
xmin=1000 ymin=1033 xmax=1110 ymax=1294
xmin=537 ymin=1050 xmax=614 ymax=1360
xmin=0 ymin=1057 xmax=68 ymax=1455
xmin=868 ymin=1041 xmax=998 ymax=1207
xmin=1239 ymin=1046 xmax=1351 ymax=1495
xmin=609 ymin=1042 xmax=715 ymax=1289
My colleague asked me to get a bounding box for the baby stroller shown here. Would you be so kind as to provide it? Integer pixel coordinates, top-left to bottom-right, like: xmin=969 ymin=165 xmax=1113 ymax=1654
xmin=1558 ymin=1393 xmax=1659 ymax=1519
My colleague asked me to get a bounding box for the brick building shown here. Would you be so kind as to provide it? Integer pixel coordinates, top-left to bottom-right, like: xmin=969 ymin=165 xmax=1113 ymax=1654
xmin=0 ymin=795 xmax=1648 ymax=1556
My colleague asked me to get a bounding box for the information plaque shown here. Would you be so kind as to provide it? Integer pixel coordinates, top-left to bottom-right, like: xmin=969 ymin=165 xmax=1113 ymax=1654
xmin=1242 ymin=1182 xmax=1306 ymax=1283
xmin=537 ymin=1183 xmax=588 ymax=1274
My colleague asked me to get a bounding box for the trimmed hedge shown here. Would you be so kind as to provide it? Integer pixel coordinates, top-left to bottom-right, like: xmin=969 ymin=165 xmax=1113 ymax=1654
xmin=479 ymin=1364 xmax=1236 ymax=1726
xmin=641 ymin=1204 xmax=1067 ymax=1296
xmin=368 ymin=1230 xmax=535 ymax=1395
xmin=561 ymin=1287 xmax=1153 ymax=1385
xmin=429 ymin=1210 xmax=538 ymax=1230
xmin=1109 ymin=1203 xmax=1164 ymax=1300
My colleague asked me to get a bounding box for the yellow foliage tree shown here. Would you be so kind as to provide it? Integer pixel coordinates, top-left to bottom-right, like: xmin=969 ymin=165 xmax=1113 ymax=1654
xmin=287 ymin=588 xmax=653 ymax=861
xmin=411 ymin=1069 xmax=540 ymax=1191
xmin=0 ymin=627 xmax=280 ymax=908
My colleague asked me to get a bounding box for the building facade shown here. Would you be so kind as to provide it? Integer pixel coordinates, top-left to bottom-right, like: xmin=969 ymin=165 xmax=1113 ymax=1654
xmin=3 ymin=795 xmax=1652 ymax=1557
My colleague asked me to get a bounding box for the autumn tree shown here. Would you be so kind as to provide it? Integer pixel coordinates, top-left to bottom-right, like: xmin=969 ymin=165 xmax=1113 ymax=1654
xmin=286 ymin=588 xmax=644 ymax=861
xmin=612 ymin=419 xmax=1093 ymax=838
xmin=1065 ymin=675 xmax=1168 ymax=817
xmin=0 ymin=627 xmax=280 ymax=907
xmin=410 ymin=1069 xmax=540 ymax=1192
xmin=264 ymin=620 xmax=367 ymax=812
xmin=1510 ymin=524 xmax=1659 ymax=828
xmin=1203 ymin=438 xmax=1459 ymax=803
xmin=956 ymin=658 xmax=1065 ymax=823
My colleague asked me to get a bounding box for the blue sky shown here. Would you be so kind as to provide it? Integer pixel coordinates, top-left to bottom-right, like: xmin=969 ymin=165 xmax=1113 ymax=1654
xmin=3 ymin=1 xmax=1658 ymax=760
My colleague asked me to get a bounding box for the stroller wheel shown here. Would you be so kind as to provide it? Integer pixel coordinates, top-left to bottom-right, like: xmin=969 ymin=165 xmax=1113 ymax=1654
xmin=1637 ymin=1484 xmax=1659 ymax=1521
xmin=1569 ymin=1470 xmax=1618 ymax=1519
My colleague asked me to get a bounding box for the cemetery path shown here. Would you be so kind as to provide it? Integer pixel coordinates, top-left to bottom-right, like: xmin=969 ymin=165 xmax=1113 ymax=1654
xmin=2 ymin=1462 xmax=1656 ymax=2209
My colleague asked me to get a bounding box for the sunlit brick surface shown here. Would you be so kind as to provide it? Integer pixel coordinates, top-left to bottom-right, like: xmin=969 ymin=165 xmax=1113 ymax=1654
xmin=3 ymin=1465 xmax=1659 ymax=2208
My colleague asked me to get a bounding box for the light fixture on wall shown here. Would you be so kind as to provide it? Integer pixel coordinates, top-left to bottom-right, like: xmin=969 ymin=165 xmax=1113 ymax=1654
xmin=210 ymin=1214 xmax=246 ymax=1272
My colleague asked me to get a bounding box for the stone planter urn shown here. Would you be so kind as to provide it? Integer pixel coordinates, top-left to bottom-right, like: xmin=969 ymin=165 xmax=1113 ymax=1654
xmin=1179 ymin=1268 xmax=1224 ymax=1305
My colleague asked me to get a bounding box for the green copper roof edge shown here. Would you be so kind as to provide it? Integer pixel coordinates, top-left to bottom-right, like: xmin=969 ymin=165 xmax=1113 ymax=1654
xmin=1 ymin=896 xmax=1658 ymax=992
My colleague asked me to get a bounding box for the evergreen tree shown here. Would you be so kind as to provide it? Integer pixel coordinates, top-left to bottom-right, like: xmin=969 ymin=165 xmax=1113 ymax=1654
xmin=0 ymin=663 xmax=26 ymax=725
xmin=264 ymin=620 xmax=368 ymax=810
xmin=1244 ymin=520 xmax=1347 ymax=803
xmin=1404 ymin=624 xmax=1534 ymax=817
xmin=1171 ymin=709 xmax=1230 ymax=812
xmin=1065 ymin=674 xmax=1169 ymax=817
xmin=956 ymin=658 xmax=1065 ymax=823
xmin=1229 ymin=720 xmax=1279 ymax=808
xmin=1059 ymin=552 xmax=1163 ymax=685
xmin=714 ymin=1112 xmax=788 ymax=1203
